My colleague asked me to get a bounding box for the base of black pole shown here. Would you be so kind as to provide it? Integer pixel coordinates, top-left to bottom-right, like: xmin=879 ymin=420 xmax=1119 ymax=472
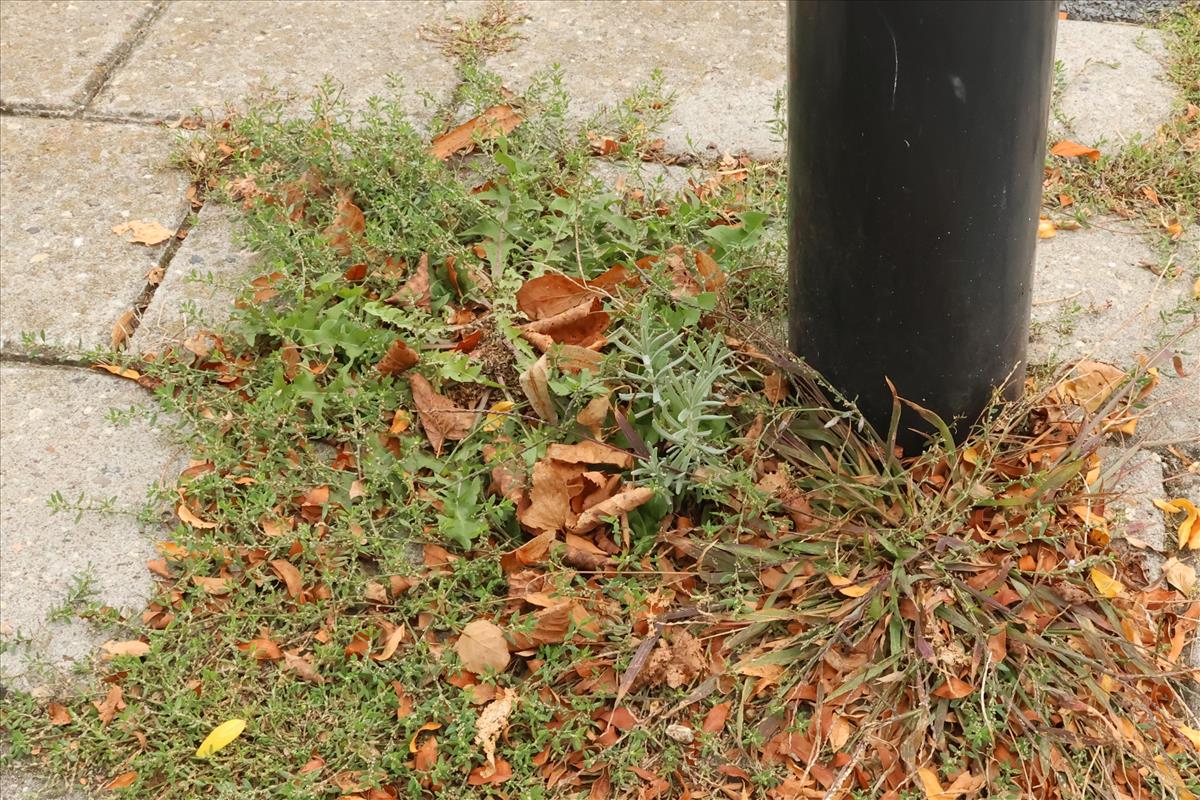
xmin=787 ymin=1 xmax=1058 ymax=448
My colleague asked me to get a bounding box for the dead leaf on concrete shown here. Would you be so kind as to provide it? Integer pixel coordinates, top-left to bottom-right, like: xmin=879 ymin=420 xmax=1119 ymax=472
xmin=1050 ymin=140 xmax=1101 ymax=161
xmin=112 ymin=219 xmax=173 ymax=246
xmin=100 ymin=640 xmax=151 ymax=659
xmin=111 ymin=309 xmax=137 ymax=350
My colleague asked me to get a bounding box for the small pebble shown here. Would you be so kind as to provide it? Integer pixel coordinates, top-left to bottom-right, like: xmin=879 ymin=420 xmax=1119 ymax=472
xmin=665 ymin=724 xmax=694 ymax=744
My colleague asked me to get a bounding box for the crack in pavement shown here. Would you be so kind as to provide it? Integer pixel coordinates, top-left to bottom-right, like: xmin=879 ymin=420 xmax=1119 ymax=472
xmin=75 ymin=0 xmax=170 ymax=112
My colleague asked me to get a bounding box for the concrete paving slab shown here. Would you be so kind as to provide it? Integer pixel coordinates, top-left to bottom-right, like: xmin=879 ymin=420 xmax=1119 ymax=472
xmin=0 ymin=0 xmax=154 ymax=109
xmin=0 ymin=364 xmax=179 ymax=693
xmin=486 ymin=1 xmax=787 ymax=159
xmin=93 ymin=0 xmax=466 ymax=120
xmin=0 ymin=117 xmax=189 ymax=353
xmin=1052 ymin=19 xmax=1175 ymax=147
xmin=589 ymin=160 xmax=694 ymax=199
xmin=130 ymin=204 xmax=255 ymax=354
xmin=1030 ymin=223 xmax=1198 ymax=444
xmin=0 ymin=768 xmax=85 ymax=800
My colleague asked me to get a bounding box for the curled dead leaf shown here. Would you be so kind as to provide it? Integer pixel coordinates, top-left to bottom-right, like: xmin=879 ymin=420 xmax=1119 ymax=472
xmin=430 ymin=105 xmax=522 ymax=159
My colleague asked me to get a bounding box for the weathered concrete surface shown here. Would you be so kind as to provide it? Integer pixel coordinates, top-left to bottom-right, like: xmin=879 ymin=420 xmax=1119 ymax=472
xmin=0 ymin=769 xmax=85 ymax=800
xmin=130 ymin=204 xmax=256 ymax=354
xmin=1030 ymin=223 xmax=1198 ymax=443
xmin=1052 ymin=19 xmax=1175 ymax=147
xmin=0 ymin=0 xmax=153 ymax=109
xmin=589 ymin=160 xmax=694 ymax=198
xmin=93 ymin=0 xmax=466 ymax=119
xmin=486 ymin=1 xmax=787 ymax=159
xmin=0 ymin=117 xmax=189 ymax=353
xmin=0 ymin=365 xmax=177 ymax=693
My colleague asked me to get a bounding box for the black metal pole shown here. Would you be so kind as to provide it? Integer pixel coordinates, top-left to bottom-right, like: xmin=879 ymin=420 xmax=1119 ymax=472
xmin=788 ymin=1 xmax=1058 ymax=447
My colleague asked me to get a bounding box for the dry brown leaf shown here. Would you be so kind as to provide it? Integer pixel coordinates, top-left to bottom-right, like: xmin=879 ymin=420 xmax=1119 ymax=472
xmin=702 ymin=701 xmax=731 ymax=733
xmin=385 ymin=253 xmax=432 ymax=310
xmin=455 ymin=619 xmax=511 ymax=674
xmin=1050 ymin=140 xmax=1101 ymax=161
xmin=282 ymin=650 xmax=325 ymax=684
xmin=363 ymin=581 xmax=389 ymax=604
xmin=546 ymin=441 xmax=633 ymax=468
xmin=269 ymin=559 xmax=303 ymax=598
xmin=509 ymin=602 xmax=574 ymax=649
xmin=409 ymin=373 xmax=476 ymax=455
xmin=238 ymin=635 xmax=283 ymax=661
xmin=516 ymin=273 xmax=595 ymax=320
xmin=499 ymin=531 xmax=556 ymax=574
xmin=1163 ymin=557 xmax=1197 ymax=594
xmin=324 ymin=190 xmax=365 ymax=255
xmin=48 ymin=703 xmax=71 ymax=726
xmin=519 ymin=458 xmax=581 ymax=533
xmin=371 ymin=623 xmax=407 ymax=662
xmin=763 ymin=370 xmax=787 ymax=404
xmin=100 ymin=640 xmax=150 ymax=659
xmin=378 ymin=338 xmax=420 ymax=376
xmin=430 ymin=105 xmax=522 ymax=159
xmin=574 ymin=486 xmax=654 ymax=533
xmin=177 ymin=503 xmax=218 ymax=529
xmin=1057 ymin=360 xmax=1126 ymax=412
xmin=519 ymin=354 xmax=557 ymax=424
xmin=112 ymin=219 xmax=173 ymax=246
xmin=576 ymin=394 xmax=610 ymax=439
xmin=299 ymin=753 xmax=325 ymax=774
xmin=192 ymin=575 xmax=231 ymax=595
xmin=93 ymin=685 xmax=125 ymax=725
xmin=931 ymin=675 xmax=974 ymax=699
xmin=93 ymin=362 xmax=142 ymax=381
xmin=110 ymin=309 xmax=136 ymax=350
xmin=104 ymin=771 xmax=138 ymax=790
xmin=473 ymin=688 xmax=516 ymax=768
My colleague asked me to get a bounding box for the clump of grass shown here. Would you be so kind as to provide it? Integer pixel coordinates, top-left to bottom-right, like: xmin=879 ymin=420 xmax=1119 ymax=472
xmin=2 ymin=64 xmax=1197 ymax=800
xmin=420 ymin=0 xmax=528 ymax=62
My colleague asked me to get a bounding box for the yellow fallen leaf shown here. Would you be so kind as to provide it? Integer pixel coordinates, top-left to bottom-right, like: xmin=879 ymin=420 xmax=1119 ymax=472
xmin=195 ymin=718 xmax=246 ymax=758
xmin=1154 ymin=498 xmax=1182 ymax=514
xmin=1179 ymin=725 xmax=1200 ymax=749
xmin=917 ymin=767 xmax=949 ymax=800
xmin=1090 ymin=568 xmax=1124 ymax=599
xmin=483 ymin=400 xmax=515 ymax=432
xmin=1166 ymin=499 xmax=1199 ymax=550
xmin=1037 ymin=218 xmax=1056 ymax=239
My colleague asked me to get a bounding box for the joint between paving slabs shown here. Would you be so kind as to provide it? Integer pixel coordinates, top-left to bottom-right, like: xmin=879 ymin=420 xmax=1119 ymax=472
xmin=0 ymin=104 xmax=166 ymax=128
xmin=112 ymin=194 xmax=206 ymax=350
xmin=74 ymin=0 xmax=170 ymax=114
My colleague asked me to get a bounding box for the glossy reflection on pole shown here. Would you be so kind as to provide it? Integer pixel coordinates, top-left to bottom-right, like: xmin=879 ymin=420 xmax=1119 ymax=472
xmin=787 ymin=1 xmax=1058 ymax=447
